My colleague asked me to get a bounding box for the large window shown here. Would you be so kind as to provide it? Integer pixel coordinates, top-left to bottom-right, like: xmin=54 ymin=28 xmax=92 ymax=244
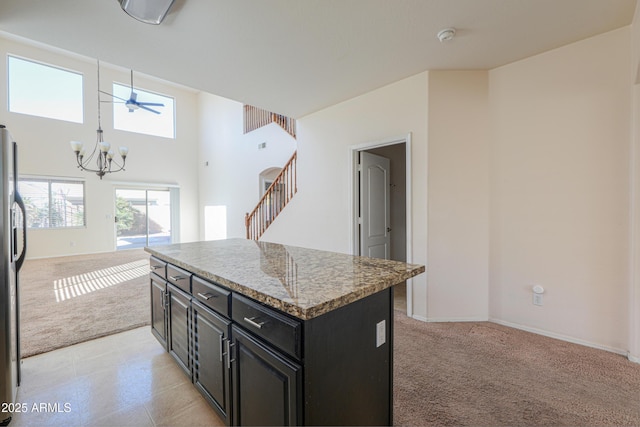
xmin=18 ymin=178 xmax=85 ymax=229
xmin=112 ymin=83 xmax=175 ymax=138
xmin=8 ymin=56 xmax=83 ymax=123
xmin=115 ymin=188 xmax=173 ymax=250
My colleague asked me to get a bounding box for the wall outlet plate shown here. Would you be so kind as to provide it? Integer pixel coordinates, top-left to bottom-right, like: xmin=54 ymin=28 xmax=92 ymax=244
xmin=533 ymin=293 xmax=543 ymax=306
xmin=376 ymin=320 xmax=386 ymax=347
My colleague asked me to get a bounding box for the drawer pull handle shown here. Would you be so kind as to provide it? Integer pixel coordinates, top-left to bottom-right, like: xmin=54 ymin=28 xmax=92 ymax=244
xmin=150 ymin=265 xmax=161 ymax=270
xmin=197 ymin=292 xmax=217 ymax=300
xmin=169 ymin=275 xmax=185 ymax=281
xmin=244 ymin=316 xmax=265 ymax=329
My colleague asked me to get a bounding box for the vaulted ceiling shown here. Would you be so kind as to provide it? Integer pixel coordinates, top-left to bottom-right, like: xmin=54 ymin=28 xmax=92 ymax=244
xmin=0 ymin=0 xmax=635 ymax=118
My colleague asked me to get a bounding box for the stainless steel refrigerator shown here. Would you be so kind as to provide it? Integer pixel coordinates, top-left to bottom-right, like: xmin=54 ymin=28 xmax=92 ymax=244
xmin=0 ymin=126 xmax=26 ymax=426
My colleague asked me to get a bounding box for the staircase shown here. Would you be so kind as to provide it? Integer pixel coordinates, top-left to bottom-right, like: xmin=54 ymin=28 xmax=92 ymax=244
xmin=244 ymin=104 xmax=296 ymax=139
xmin=245 ymin=151 xmax=297 ymax=240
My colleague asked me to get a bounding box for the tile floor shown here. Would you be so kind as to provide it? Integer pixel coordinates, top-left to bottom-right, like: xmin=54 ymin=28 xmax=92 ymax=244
xmin=10 ymin=327 xmax=225 ymax=427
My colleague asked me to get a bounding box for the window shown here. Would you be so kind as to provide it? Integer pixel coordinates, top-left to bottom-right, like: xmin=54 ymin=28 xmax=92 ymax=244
xmin=115 ymin=188 xmax=176 ymax=249
xmin=112 ymin=83 xmax=175 ymax=138
xmin=18 ymin=178 xmax=85 ymax=228
xmin=8 ymin=56 xmax=83 ymax=123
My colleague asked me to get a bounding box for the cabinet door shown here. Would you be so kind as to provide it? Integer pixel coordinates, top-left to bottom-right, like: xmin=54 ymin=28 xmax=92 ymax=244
xmin=192 ymin=301 xmax=231 ymax=425
xmin=168 ymin=283 xmax=191 ymax=377
xmin=231 ymin=325 xmax=301 ymax=426
xmin=150 ymin=274 xmax=167 ymax=348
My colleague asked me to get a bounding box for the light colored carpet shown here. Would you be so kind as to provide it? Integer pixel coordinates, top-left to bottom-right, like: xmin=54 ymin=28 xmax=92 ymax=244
xmin=20 ymin=249 xmax=150 ymax=357
xmin=393 ymin=313 xmax=640 ymax=426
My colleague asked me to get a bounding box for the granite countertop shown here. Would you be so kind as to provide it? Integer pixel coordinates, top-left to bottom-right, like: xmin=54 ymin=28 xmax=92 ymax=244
xmin=145 ymin=238 xmax=425 ymax=320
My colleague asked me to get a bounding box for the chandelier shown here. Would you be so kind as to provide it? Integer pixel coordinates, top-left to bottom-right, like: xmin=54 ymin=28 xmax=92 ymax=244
xmin=70 ymin=60 xmax=129 ymax=180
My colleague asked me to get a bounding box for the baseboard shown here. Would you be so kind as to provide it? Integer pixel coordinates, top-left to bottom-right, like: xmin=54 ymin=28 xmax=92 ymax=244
xmin=25 ymin=247 xmax=145 ymax=261
xmin=489 ymin=317 xmax=628 ymax=357
xmin=399 ymin=313 xmax=637 ymax=362
xmin=410 ymin=315 xmax=489 ymax=323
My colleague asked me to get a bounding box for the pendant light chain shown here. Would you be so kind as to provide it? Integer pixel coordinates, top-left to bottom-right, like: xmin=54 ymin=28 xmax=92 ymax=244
xmin=69 ymin=59 xmax=129 ymax=179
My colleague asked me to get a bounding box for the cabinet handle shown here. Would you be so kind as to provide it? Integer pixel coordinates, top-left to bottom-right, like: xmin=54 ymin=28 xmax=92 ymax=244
xmin=220 ymin=336 xmax=225 ymax=363
xmin=243 ymin=316 xmax=265 ymax=329
xmin=150 ymin=265 xmax=161 ymax=270
xmin=169 ymin=275 xmax=185 ymax=281
xmin=226 ymin=339 xmax=235 ymax=369
xmin=197 ymin=292 xmax=217 ymax=300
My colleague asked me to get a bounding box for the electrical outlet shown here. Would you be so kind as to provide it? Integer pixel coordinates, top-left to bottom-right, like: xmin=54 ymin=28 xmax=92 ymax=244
xmin=376 ymin=320 xmax=386 ymax=347
xmin=533 ymin=293 xmax=543 ymax=306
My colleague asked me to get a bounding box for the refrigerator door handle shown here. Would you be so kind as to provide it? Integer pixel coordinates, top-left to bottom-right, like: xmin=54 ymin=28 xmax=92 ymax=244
xmin=14 ymin=191 xmax=27 ymax=272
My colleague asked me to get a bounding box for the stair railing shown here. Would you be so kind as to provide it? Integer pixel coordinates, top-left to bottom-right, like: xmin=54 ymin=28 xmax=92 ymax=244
xmin=244 ymin=105 xmax=296 ymax=139
xmin=245 ymin=151 xmax=297 ymax=240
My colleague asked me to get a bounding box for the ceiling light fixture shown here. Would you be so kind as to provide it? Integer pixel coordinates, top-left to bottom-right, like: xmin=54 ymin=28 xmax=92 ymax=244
xmin=437 ymin=28 xmax=456 ymax=42
xmin=70 ymin=60 xmax=129 ymax=180
xmin=118 ymin=0 xmax=175 ymax=25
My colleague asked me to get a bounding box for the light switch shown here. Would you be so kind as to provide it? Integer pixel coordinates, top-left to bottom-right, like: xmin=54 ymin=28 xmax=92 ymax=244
xmin=376 ymin=320 xmax=386 ymax=347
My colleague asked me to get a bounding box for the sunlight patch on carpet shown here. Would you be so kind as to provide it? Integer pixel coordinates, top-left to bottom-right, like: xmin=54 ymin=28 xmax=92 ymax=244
xmin=53 ymin=259 xmax=149 ymax=302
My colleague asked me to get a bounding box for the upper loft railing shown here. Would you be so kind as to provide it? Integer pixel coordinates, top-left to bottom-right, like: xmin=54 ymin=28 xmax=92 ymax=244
xmin=245 ymin=151 xmax=297 ymax=240
xmin=244 ymin=105 xmax=296 ymax=139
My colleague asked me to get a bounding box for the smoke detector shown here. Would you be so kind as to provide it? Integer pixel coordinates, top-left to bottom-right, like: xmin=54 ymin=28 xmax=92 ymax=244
xmin=437 ymin=28 xmax=456 ymax=42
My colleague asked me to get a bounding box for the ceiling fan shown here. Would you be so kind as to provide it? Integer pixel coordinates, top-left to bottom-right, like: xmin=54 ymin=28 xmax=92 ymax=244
xmin=100 ymin=69 xmax=164 ymax=114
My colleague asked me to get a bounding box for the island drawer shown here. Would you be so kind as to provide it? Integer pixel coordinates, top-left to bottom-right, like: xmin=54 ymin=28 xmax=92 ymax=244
xmin=232 ymin=294 xmax=301 ymax=360
xmin=167 ymin=264 xmax=191 ymax=293
xmin=149 ymin=256 xmax=167 ymax=279
xmin=192 ymin=276 xmax=230 ymax=318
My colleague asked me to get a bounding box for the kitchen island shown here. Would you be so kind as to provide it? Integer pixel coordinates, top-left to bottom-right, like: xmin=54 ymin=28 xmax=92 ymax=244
xmin=145 ymin=239 xmax=424 ymax=426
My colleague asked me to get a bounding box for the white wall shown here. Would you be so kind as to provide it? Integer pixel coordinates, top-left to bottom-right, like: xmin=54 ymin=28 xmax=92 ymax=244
xmin=198 ymin=93 xmax=297 ymax=241
xmin=488 ymin=28 xmax=631 ymax=353
xmin=264 ymin=29 xmax=634 ymax=354
xmin=629 ymin=0 xmax=640 ymax=362
xmin=427 ymin=71 xmax=490 ymax=321
xmin=0 ymin=36 xmax=200 ymax=258
xmin=632 ymin=83 xmax=640 ymax=362
xmin=262 ymin=72 xmax=430 ymax=318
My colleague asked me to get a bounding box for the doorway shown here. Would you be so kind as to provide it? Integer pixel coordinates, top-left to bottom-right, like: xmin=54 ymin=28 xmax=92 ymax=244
xmin=115 ymin=188 xmax=172 ymax=250
xmin=351 ymin=135 xmax=412 ymax=315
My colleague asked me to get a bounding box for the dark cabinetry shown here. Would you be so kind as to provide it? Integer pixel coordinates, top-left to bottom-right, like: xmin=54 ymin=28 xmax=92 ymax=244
xmin=192 ymin=300 xmax=232 ymax=424
xmin=149 ymin=258 xmax=393 ymax=426
xmin=150 ymin=273 xmax=167 ymax=347
xmin=167 ymin=283 xmax=191 ymax=376
xmin=231 ymin=324 xmax=301 ymax=426
xmin=231 ymin=294 xmax=302 ymax=426
xmin=149 ymin=256 xmax=192 ymax=378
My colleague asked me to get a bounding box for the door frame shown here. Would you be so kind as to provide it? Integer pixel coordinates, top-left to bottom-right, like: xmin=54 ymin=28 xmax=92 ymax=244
xmin=349 ymin=133 xmax=413 ymax=317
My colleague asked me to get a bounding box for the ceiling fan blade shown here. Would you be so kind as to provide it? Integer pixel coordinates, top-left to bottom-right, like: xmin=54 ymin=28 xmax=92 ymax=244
xmin=138 ymin=102 xmax=164 ymax=107
xmin=138 ymin=105 xmax=161 ymax=114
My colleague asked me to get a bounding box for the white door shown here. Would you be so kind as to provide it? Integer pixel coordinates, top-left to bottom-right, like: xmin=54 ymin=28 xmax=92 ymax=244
xmin=359 ymin=151 xmax=391 ymax=259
